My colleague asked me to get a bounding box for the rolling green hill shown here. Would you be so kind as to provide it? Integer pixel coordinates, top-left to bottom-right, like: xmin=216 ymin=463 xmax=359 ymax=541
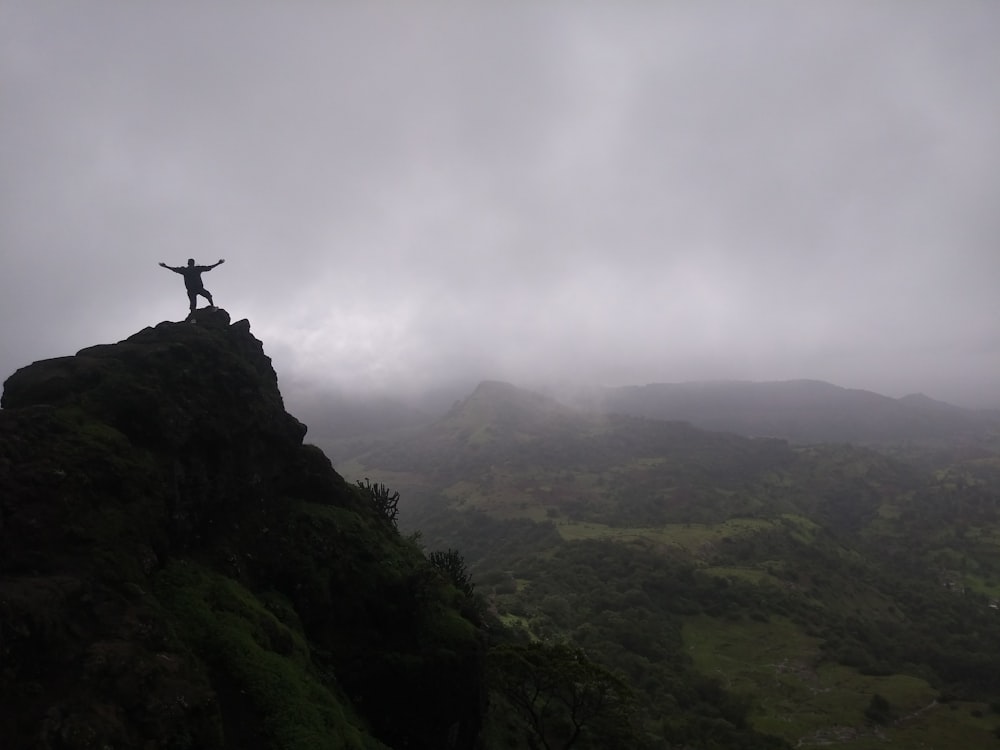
xmin=338 ymin=380 xmax=1000 ymax=749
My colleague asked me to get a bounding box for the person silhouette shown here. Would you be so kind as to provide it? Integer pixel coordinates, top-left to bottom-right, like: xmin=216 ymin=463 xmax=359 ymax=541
xmin=160 ymin=258 xmax=225 ymax=314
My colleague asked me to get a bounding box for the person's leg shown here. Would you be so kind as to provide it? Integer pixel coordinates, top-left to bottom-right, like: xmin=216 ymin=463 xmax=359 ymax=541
xmin=200 ymin=288 xmax=214 ymax=307
xmin=187 ymin=290 xmax=197 ymax=311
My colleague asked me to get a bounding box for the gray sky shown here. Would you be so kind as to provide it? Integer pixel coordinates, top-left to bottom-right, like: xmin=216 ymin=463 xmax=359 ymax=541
xmin=2 ymin=3 xmax=998 ymax=407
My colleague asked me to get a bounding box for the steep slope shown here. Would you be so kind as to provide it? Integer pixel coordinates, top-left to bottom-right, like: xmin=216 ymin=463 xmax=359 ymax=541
xmin=0 ymin=308 xmax=484 ymax=750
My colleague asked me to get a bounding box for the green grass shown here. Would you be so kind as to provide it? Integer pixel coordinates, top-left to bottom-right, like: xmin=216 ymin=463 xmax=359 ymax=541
xmin=878 ymin=701 xmax=998 ymax=749
xmin=556 ymin=517 xmax=775 ymax=554
xmin=156 ymin=561 xmax=379 ymax=750
xmin=499 ymin=613 xmax=533 ymax=632
xmin=778 ymin=513 xmax=820 ymax=542
xmin=683 ymin=614 xmax=997 ymax=748
xmin=961 ymin=573 xmax=1000 ymax=599
xmin=701 ymin=566 xmax=782 ymax=585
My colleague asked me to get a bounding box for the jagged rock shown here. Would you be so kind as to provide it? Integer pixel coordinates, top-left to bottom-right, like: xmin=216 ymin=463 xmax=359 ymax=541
xmin=187 ymin=306 xmax=232 ymax=328
xmin=0 ymin=311 xmax=484 ymax=750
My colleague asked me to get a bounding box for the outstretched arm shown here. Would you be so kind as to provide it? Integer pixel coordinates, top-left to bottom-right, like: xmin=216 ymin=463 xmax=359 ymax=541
xmin=159 ymin=262 xmax=182 ymax=274
xmin=212 ymin=258 xmax=225 ymax=268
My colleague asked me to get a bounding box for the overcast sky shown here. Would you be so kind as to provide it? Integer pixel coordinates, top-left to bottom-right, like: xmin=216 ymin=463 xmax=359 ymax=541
xmin=2 ymin=3 xmax=998 ymax=407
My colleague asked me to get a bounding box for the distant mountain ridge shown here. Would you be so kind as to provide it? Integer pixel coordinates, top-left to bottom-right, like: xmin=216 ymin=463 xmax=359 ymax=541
xmin=560 ymin=378 xmax=1000 ymax=445
xmin=346 ymin=378 xmax=827 ymax=527
xmin=298 ymin=378 xmax=1000 ymax=452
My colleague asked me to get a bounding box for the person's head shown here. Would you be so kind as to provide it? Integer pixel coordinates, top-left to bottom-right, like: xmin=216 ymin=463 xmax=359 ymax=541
xmin=187 ymin=258 xmax=195 ymax=266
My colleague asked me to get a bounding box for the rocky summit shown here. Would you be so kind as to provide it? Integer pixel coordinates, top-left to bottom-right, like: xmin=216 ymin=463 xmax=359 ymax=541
xmin=0 ymin=308 xmax=484 ymax=750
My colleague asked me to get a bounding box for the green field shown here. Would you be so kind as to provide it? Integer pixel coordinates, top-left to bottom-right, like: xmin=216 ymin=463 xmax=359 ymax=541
xmin=683 ymin=615 xmax=998 ymax=748
xmin=558 ymin=517 xmax=778 ymax=552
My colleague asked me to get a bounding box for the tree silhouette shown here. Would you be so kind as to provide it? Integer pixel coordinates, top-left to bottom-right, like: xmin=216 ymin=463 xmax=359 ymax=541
xmin=488 ymin=642 xmax=637 ymax=749
xmin=356 ymin=478 xmax=399 ymax=528
xmin=428 ymin=548 xmax=475 ymax=598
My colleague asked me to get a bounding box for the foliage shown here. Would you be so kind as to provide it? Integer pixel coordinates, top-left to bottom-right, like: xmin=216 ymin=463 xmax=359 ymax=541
xmin=488 ymin=641 xmax=638 ymax=750
xmin=356 ymin=477 xmax=400 ymax=528
xmin=864 ymin=693 xmax=894 ymax=725
xmin=249 ymin=501 xmax=485 ymax=749
xmin=339 ymin=376 xmax=1000 ymax=747
xmin=428 ymin=548 xmax=475 ymax=598
xmin=156 ymin=561 xmax=379 ymax=750
xmin=487 ymin=538 xmax=791 ymax=748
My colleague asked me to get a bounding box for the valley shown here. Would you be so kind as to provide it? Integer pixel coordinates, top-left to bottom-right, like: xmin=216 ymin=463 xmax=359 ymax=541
xmin=317 ymin=380 xmax=1000 ymax=748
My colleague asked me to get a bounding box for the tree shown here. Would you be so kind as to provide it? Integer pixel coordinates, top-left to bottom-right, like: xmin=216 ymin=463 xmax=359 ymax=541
xmin=488 ymin=642 xmax=637 ymax=750
xmin=356 ymin=478 xmax=399 ymax=528
xmin=428 ymin=548 xmax=475 ymax=598
xmin=864 ymin=693 xmax=893 ymax=725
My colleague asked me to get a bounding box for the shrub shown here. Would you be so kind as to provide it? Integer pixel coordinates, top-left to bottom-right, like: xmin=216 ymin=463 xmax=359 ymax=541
xmin=356 ymin=478 xmax=399 ymax=529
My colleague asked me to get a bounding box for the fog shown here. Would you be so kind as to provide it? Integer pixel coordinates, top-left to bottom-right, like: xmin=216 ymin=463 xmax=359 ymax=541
xmin=2 ymin=3 xmax=998 ymax=408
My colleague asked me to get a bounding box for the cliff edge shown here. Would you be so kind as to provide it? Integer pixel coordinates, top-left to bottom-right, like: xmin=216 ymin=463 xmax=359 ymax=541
xmin=0 ymin=308 xmax=483 ymax=750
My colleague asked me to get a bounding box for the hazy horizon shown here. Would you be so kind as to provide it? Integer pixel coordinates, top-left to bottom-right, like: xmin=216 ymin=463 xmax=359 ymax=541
xmin=3 ymin=4 xmax=998 ymax=408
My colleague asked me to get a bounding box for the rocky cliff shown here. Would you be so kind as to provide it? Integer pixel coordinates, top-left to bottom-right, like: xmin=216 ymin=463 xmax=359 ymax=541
xmin=0 ymin=308 xmax=484 ymax=750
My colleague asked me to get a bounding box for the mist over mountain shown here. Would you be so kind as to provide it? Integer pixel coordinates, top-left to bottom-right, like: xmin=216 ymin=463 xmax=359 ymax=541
xmin=4 ymin=4 xmax=1000 ymax=746
xmin=560 ymin=379 xmax=1000 ymax=446
xmin=297 ymin=377 xmax=1000 ymax=463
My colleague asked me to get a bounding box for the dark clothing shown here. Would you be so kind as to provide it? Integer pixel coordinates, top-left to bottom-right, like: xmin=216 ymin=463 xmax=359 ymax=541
xmin=162 ymin=261 xmax=221 ymax=312
xmin=177 ymin=265 xmax=212 ymax=291
xmin=187 ymin=288 xmax=212 ymax=310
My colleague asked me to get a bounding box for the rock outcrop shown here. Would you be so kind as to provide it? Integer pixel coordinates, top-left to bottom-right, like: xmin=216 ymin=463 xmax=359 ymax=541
xmin=0 ymin=309 xmax=484 ymax=750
